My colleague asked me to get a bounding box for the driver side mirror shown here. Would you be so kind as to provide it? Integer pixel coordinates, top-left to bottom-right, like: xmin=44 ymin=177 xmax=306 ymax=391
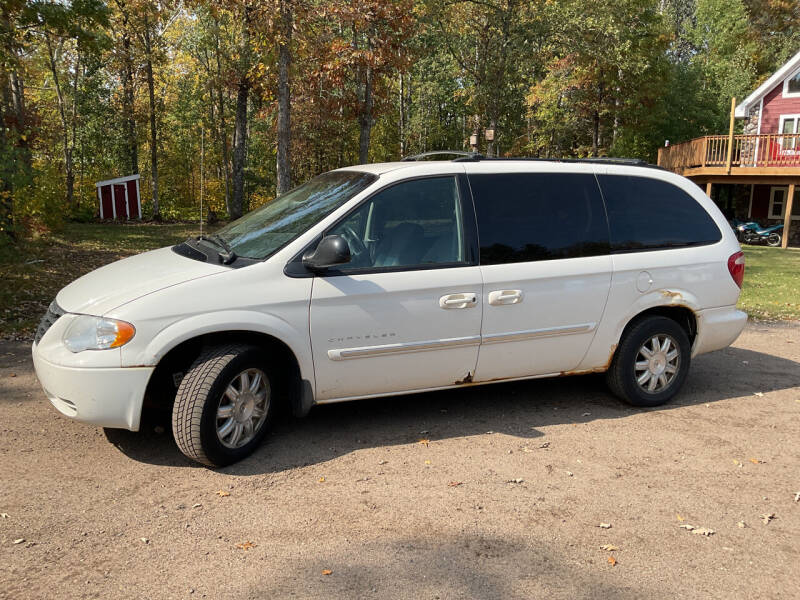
xmin=302 ymin=235 xmax=351 ymax=272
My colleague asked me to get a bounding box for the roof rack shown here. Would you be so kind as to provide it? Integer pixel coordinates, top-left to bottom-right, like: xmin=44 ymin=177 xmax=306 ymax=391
xmin=399 ymin=151 xmax=660 ymax=169
xmin=401 ymin=150 xmax=483 ymax=161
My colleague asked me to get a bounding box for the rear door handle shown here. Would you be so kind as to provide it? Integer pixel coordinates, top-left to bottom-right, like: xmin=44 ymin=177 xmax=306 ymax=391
xmin=439 ymin=293 xmax=478 ymax=309
xmin=488 ymin=289 xmax=523 ymax=306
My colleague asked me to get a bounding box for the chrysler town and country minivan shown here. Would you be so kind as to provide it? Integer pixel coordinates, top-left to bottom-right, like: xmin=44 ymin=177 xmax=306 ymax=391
xmin=32 ymin=154 xmax=747 ymax=466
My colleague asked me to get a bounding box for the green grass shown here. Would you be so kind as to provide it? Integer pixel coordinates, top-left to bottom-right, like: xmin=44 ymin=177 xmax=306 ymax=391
xmin=738 ymin=245 xmax=800 ymax=322
xmin=0 ymin=222 xmax=209 ymax=339
xmin=1 ymin=223 xmax=798 ymax=339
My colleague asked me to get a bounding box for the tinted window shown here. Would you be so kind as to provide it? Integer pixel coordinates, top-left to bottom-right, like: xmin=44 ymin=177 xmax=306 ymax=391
xmin=597 ymin=175 xmax=721 ymax=252
xmin=328 ymin=176 xmax=465 ymax=270
xmin=469 ymin=173 xmax=610 ymax=264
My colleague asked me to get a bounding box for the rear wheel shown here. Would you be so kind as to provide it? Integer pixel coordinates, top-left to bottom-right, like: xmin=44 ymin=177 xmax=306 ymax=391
xmin=767 ymin=232 xmax=782 ymax=247
xmin=172 ymin=344 xmax=276 ymax=466
xmin=606 ymin=316 xmax=691 ymax=407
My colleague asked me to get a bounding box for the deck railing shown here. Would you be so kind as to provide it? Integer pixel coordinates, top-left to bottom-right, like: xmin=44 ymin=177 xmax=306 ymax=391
xmin=657 ymin=133 xmax=800 ymax=171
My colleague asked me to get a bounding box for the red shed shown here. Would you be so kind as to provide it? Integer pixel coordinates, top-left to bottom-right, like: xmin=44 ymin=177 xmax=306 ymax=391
xmin=96 ymin=174 xmax=141 ymax=220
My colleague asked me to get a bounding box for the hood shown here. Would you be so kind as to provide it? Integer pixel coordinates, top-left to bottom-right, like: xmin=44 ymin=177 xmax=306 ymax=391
xmin=56 ymin=246 xmax=230 ymax=315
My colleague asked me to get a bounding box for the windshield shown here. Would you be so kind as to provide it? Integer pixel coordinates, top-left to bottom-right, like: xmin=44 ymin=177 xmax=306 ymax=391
xmin=214 ymin=171 xmax=377 ymax=259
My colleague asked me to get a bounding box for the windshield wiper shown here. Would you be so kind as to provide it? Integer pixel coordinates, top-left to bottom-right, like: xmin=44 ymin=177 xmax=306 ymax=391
xmin=196 ymin=234 xmax=238 ymax=265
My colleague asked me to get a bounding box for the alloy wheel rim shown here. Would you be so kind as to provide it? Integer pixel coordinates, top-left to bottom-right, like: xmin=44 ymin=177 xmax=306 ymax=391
xmin=216 ymin=368 xmax=270 ymax=449
xmin=634 ymin=334 xmax=680 ymax=394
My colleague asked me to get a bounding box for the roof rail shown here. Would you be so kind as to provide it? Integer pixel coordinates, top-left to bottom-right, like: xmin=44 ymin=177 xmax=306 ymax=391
xmin=401 ymin=150 xmax=484 ymax=161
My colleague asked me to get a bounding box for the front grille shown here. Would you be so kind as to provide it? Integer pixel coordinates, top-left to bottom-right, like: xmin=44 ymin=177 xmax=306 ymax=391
xmin=35 ymin=300 xmax=65 ymax=344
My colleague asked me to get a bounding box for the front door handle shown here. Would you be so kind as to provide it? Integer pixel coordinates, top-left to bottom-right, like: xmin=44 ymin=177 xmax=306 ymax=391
xmin=439 ymin=292 xmax=478 ymax=309
xmin=488 ymin=289 xmax=523 ymax=306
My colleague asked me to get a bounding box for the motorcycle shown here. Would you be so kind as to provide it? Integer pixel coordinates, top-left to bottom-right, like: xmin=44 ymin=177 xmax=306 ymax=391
xmin=729 ymin=218 xmax=761 ymax=242
xmin=742 ymin=223 xmax=784 ymax=247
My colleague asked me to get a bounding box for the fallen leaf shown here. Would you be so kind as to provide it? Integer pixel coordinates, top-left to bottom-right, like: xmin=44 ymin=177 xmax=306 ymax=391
xmin=608 ymin=556 xmax=617 ymax=566
xmin=600 ymin=544 xmax=619 ymax=551
xmin=448 ymin=481 xmax=462 ymax=487
xmin=216 ymin=490 xmax=230 ymax=497
xmin=13 ymin=538 xmax=25 ymax=545
xmin=749 ymin=458 xmax=764 ymax=464
xmin=191 ymin=503 xmax=202 ymax=509
xmin=539 ymin=442 xmax=550 ymax=449
xmin=507 ymin=478 xmax=524 ymax=484
xmin=761 ymin=513 xmax=775 ymax=525
xmin=418 ymin=439 xmax=430 ymax=447
xmin=794 ymin=492 xmax=800 ymax=503
xmin=679 ymin=524 xmax=695 ymax=530
xmin=598 ymin=523 xmax=612 ymax=529
xmin=676 ymin=514 xmax=684 ymax=522
xmin=140 ymin=537 xmax=149 ymax=544
xmin=753 ymin=392 xmax=764 ymax=397
xmin=424 ymin=460 xmax=431 ymax=465
xmin=0 ymin=513 xmax=8 ymax=519
xmin=318 ymin=477 xmax=325 ymax=483
xmin=321 ymin=569 xmax=333 ymax=576
xmin=565 ymin=470 xmax=574 ymax=477
xmin=582 ymin=412 xmax=591 ymax=416
xmin=692 ymin=528 xmax=715 ymax=536
xmin=378 ymin=460 xmax=388 ymax=465
xmin=732 ymin=459 xmax=740 ymax=466
xmin=737 ymin=521 xmax=746 ymax=528
xmin=235 ymin=541 xmax=256 ymax=551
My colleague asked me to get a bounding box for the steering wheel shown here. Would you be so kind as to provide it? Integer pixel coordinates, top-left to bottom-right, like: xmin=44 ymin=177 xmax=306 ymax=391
xmin=338 ymin=226 xmax=367 ymax=259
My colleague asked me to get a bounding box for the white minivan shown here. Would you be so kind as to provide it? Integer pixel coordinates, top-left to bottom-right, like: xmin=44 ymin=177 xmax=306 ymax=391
xmin=32 ymin=154 xmax=747 ymax=466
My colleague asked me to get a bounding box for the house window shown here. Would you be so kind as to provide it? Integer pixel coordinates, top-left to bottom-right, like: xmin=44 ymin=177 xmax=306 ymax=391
xmin=768 ymin=186 xmax=800 ymax=220
xmin=779 ymin=115 xmax=800 ymax=151
xmin=784 ymin=69 xmax=800 ymax=97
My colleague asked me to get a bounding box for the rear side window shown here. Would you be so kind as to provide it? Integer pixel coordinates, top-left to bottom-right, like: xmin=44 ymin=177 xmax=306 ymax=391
xmin=469 ymin=173 xmax=610 ymax=264
xmin=597 ymin=175 xmax=721 ymax=252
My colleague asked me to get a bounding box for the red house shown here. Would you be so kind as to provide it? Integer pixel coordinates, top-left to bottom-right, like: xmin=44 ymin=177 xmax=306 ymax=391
xmin=96 ymin=174 xmax=141 ymax=220
xmin=658 ymin=50 xmax=800 ymax=247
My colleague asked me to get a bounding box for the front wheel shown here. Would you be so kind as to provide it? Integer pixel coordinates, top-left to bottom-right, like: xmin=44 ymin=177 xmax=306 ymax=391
xmin=767 ymin=232 xmax=782 ymax=247
xmin=172 ymin=344 xmax=276 ymax=467
xmin=606 ymin=316 xmax=691 ymax=407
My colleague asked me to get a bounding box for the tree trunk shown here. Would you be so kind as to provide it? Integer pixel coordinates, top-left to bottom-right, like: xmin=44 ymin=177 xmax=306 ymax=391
xmin=358 ymin=39 xmax=374 ymax=165
xmin=276 ymin=0 xmax=292 ymax=195
xmin=116 ymin=0 xmax=137 ymax=174
xmin=231 ymin=6 xmax=251 ymax=220
xmin=399 ymin=73 xmax=406 ymax=158
xmin=45 ymin=35 xmax=75 ymax=209
xmin=143 ymin=14 xmax=159 ymax=219
xmin=214 ymin=18 xmax=231 ymax=214
xmin=592 ymin=110 xmax=600 ymax=157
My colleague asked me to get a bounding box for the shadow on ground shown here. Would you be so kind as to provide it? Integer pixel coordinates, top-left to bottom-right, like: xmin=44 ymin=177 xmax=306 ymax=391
xmin=98 ymin=343 xmax=800 ymax=474
xmin=246 ymin=532 xmax=643 ymax=599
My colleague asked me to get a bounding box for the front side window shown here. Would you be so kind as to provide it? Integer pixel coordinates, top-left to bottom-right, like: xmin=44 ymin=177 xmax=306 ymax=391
xmin=214 ymin=171 xmax=376 ymax=259
xmin=328 ymin=176 xmax=466 ymax=270
xmin=598 ymin=175 xmax=721 ymax=252
xmin=469 ymin=173 xmax=610 ymax=264
xmin=780 ymin=116 xmax=799 ymax=151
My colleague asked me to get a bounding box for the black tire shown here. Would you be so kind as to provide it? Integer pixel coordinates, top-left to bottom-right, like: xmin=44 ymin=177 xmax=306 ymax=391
xmin=767 ymin=232 xmax=782 ymax=247
xmin=172 ymin=344 xmax=276 ymax=467
xmin=606 ymin=316 xmax=691 ymax=407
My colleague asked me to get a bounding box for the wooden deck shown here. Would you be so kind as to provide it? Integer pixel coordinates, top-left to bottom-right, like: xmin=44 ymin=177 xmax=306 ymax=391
xmin=657 ymin=133 xmax=800 ymax=177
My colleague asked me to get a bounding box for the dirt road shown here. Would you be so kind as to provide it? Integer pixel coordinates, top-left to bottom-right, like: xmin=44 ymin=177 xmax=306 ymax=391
xmin=1 ymin=323 xmax=799 ymax=599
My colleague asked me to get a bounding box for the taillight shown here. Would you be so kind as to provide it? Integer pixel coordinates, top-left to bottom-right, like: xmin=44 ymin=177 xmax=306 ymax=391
xmin=728 ymin=251 xmax=745 ymax=288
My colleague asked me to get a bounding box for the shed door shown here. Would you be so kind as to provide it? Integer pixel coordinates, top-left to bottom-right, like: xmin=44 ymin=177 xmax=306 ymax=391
xmin=100 ymin=185 xmax=113 ymax=219
xmin=113 ymin=184 xmax=127 ymax=220
xmin=126 ymin=179 xmax=139 ymax=218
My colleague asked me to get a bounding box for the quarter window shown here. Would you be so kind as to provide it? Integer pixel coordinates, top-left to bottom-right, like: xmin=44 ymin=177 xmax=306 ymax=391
xmin=328 ymin=176 xmax=466 ymax=270
xmin=469 ymin=173 xmax=610 ymax=264
xmin=597 ymin=175 xmax=721 ymax=252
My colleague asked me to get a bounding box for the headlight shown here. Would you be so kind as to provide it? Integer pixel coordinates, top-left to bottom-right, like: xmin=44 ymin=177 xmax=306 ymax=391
xmin=62 ymin=316 xmax=136 ymax=353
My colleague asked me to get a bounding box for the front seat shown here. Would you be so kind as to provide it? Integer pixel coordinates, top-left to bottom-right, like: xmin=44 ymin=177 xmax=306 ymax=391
xmin=373 ymin=222 xmax=425 ymax=267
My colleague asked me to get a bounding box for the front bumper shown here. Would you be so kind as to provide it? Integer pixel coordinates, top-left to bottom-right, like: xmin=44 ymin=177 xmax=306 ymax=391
xmin=692 ymin=306 xmax=747 ymax=357
xmin=32 ymin=348 xmax=153 ymax=431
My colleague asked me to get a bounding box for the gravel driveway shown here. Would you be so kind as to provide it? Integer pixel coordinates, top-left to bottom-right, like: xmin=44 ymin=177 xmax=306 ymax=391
xmin=1 ymin=323 xmax=799 ymax=599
